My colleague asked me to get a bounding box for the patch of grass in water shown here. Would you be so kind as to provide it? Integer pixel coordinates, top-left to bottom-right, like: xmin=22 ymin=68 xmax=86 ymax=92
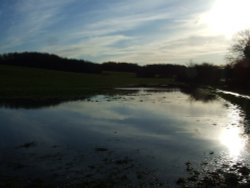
xmin=1 ymin=144 xmax=165 ymax=187
xmin=177 ymin=160 xmax=250 ymax=187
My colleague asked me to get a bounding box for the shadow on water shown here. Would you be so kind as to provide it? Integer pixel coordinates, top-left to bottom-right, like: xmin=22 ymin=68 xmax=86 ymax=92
xmin=0 ymin=98 xmax=78 ymax=109
xmin=0 ymin=86 xmax=220 ymax=109
xmin=0 ymin=90 xmax=140 ymax=109
xmin=0 ymin=87 xmax=187 ymax=109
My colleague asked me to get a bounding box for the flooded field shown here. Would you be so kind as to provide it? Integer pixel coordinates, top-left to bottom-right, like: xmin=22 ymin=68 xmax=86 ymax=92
xmin=0 ymin=88 xmax=249 ymax=187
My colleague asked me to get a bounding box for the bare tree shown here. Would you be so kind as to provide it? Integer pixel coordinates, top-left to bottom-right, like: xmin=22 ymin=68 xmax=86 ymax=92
xmin=227 ymin=29 xmax=250 ymax=64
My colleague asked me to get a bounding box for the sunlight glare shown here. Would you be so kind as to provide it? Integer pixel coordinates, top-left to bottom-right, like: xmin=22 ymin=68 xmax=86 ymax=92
xmin=203 ymin=0 xmax=250 ymax=39
xmin=219 ymin=127 xmax=247 ymax=159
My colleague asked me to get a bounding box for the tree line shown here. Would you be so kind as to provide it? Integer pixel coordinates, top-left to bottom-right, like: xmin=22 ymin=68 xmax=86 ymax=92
xmin=102 ymin=29 xmax=250 ymax=91
xmin=0 ymin=52 xmax=224 ymax=86
xmin=1 ymin=28 xmax=250 ymax=92
xmin=224 ymin=30 xmax=250 ymax=91
xmin=0 ymin=52 xmax=102 ymax=74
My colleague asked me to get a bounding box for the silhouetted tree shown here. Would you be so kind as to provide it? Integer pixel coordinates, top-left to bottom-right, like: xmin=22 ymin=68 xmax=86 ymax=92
xmin=0 ymin=52 xmax=102 ymax=74
xmin=225 ymin=29 xmax=250 ymax=90
xmin=137 ymin=64 xmax=187 ymax=79
xmin=179 ymin=63 xmax=222 ymax=86
xmin=102 ymin=62 xmax=139 ymax=72
xmin=192 ymin=63 xmax=222 ymax=85
xmin=227 ymin=29 xmax=250 ymax=64
xmin=224 ymin=58 xmax=250 ymax=89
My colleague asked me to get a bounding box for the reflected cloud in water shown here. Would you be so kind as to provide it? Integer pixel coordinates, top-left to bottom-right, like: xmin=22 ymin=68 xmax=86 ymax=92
xmin=0 ymin=87 xmax=250 ymax=186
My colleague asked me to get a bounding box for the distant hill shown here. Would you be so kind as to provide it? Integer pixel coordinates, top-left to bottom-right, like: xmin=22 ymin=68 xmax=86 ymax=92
xmin=0 ymin=52 xmax=102 ymax=74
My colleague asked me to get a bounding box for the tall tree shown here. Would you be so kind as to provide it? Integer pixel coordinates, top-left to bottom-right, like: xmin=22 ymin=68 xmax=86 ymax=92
xmin=227 ymin=29 xmax=250 ymax=64
xmin=225 ymin=29 xmax=250 ymax=89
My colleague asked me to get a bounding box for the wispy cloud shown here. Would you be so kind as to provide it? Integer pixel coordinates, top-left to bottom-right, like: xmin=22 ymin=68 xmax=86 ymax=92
xmin=0 ymin=0 xmax=75 ymax=51
xmin=88 ymin=35 xmax=228 ymax=65
xmin=0 ymin=0 xmax=233 ymax=64
xmin=43 ymin=35 xmax=132 ymax=58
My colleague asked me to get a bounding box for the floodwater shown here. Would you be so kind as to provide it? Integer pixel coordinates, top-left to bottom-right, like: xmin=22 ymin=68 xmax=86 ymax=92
xmin=0 ymin=88 xmax=249 ymax=187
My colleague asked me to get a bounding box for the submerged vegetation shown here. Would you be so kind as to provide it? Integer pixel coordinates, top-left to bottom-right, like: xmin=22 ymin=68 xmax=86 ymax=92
xmin=177 ymin=160 xmax=250 ymax=188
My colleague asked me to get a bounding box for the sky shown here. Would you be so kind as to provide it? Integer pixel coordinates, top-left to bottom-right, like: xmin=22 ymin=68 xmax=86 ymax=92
xmin=0 ymin=0 xmax=250 ymax=65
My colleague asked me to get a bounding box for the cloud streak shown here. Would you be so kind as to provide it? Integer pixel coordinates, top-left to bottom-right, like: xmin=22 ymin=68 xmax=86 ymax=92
xmin=0 ymin=0 xmax=75 ymax=51
xmin=0 ymin=0 xmax=237 ymax=65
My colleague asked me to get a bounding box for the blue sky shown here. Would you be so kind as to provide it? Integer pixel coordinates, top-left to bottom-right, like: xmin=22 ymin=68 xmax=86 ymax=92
xmin=0 ymin=0 xmax=250 ymax=65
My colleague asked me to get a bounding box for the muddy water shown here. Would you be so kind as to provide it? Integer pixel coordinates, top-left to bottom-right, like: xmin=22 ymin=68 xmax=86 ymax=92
xmin=0 ymin=88 xmax=249 ymax=187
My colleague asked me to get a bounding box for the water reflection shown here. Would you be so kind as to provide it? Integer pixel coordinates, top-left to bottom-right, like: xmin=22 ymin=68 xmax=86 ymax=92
xmin=0 ymin=87 xmax=219 ymax=109
xmin=219 ymin=127 xmax=247 ymax=159
xmin=217 ymin=101 xmax=249 ymax=159
xmin=180 ymin=87 xmax=217 ymax=103
xmin=0 ymin=88 xmax=250 ymax=186
xmin=219 ymin=92 xmax=250 ymax=134
xmin=0 ymin=98 xmax=74 ymax=109
xmin=0 ymin=90 xmax=138 ymax=109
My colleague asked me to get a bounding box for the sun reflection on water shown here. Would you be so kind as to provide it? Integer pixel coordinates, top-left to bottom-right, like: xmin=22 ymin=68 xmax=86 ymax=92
xmin=220 ymin=127 xmax=247 ymax=159
xmin=219 ymin=106 xmax=248 ymax=159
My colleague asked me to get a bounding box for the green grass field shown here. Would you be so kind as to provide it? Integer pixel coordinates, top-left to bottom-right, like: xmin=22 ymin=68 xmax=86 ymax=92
xmin=0 ymin=64 xmax=178 ymax=99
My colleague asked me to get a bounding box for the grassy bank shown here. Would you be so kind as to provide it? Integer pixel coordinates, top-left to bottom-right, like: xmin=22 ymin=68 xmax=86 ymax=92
xmin=0 ymin=64 xmax=179 ymax=99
